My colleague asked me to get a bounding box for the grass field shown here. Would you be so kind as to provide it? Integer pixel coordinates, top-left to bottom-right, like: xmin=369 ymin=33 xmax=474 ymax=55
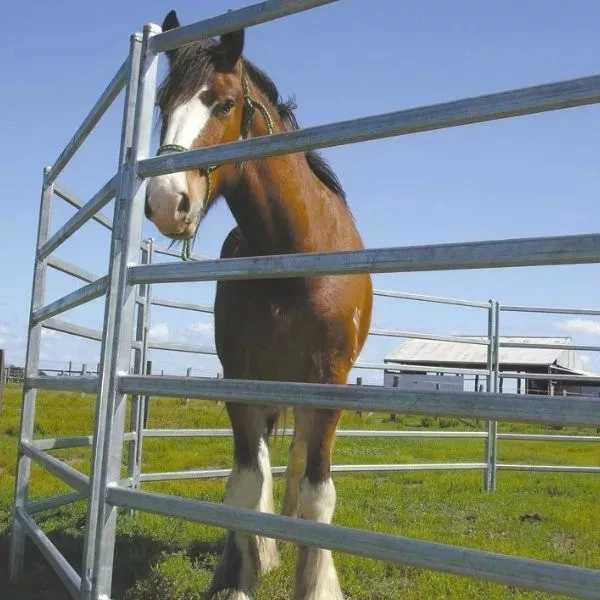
xmin=1 ymin=383 xmax=599 ymax=599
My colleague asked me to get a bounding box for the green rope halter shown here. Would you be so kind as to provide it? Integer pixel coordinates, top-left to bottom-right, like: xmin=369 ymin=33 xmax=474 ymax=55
xmin=155 ymin=71 xmax=274 ymax=261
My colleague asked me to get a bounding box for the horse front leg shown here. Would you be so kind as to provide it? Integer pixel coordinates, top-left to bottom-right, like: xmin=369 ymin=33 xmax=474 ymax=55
xmin=206 ymin=403 xmax=280 ymax=600
xmin=293 ymin=408 xmax=344 ymax=600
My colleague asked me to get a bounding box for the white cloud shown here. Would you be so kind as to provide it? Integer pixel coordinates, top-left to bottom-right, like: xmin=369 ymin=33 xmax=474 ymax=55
xmin=187 ymin=321 xmax=214 ymax=336
xmin=149 ymin=322 xmax=170 ymax=342
xmin=555 ymin=318 xmax=600 ymax=335
xmin=41 ymin=328 xmax=58 ymax=338
xmin=580 ymin=355 xmax=591 ymax=366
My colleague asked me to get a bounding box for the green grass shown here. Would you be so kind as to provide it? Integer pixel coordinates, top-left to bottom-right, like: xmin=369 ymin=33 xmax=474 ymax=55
xmin=1 ymin=383 xmax=599 ymax=599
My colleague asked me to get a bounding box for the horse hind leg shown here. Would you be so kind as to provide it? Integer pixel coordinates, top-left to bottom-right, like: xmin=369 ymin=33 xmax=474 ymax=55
xmin=293 ymin=408 xmax=344 ymax=600
xmin=205 ymin=404 xmax=280 ymax=600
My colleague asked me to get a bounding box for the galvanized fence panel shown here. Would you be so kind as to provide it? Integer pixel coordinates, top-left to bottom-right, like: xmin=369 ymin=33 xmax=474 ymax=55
xmin=10 ymin=1 xmax=600 ymax=598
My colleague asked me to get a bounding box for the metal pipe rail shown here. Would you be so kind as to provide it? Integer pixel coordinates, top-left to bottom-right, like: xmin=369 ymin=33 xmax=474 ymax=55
xmin=46 ymin=60 xmax=128 ymax=185
xmin=500 ymin=303 xmax=600 ymax=316
xmin=373 ymin=288 xmax=491 ymax=309
xmin=26 ymin=372 xmax=600 ymax=429
xmin=108 ymin=485 xmax=600 ymax=599
xmin=31 ymin=277 xmax=108 ymax=324
xmin=138 ymin=76 xmax=600 ymax=179
xmin=150 ymin=0 xmax=338 ymax=53
xmin=140 ymin=463 xmax=488 ymax=482
xmin=38 ymin=175 xmax=118 ymax=260
xmin=118 ymin=375 xmax=600 ymax=428
xmin=15 ymin=508 xmax=82 ymax=598
xmin=54 ymin=184 xmax=114 ymax=231
xmin=142 ymin=428 xmax=490 ymax=439
xmin=128 ymin=233 xmax=600 ymax=284
xmin=47 ymin=257 xmax=99 ymax=284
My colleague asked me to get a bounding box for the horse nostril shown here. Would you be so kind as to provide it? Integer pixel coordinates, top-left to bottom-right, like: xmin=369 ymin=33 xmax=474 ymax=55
xmin=177 ymin=192 xmax=190 ymax=215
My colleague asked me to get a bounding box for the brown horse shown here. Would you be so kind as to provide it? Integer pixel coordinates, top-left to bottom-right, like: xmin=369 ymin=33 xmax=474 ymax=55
xmin=144 ymin=10 xmax=373 ymax=600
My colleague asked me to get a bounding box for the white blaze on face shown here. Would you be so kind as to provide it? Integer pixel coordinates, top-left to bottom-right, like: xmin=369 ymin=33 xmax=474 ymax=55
xmin=146 ymin=86 xmax=215 ymax=234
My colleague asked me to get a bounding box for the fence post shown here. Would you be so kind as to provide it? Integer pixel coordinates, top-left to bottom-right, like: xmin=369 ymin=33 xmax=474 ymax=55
xmin=0 ymin=349 xmax=5 ymax=414
xmin=483 ymin=300 xmax=499 ymax=492
xmin=9 ymin=166 xmax=54 ymax=581
xmin=79 ymin=24 xmax=158 ymax=600
xmin=184 ymin=367 xmax=192 ymax=405
xmin=127 ymin=238 xmax=153 ymax=494
xmin=142 ymin=360 xmax=153 ymax=429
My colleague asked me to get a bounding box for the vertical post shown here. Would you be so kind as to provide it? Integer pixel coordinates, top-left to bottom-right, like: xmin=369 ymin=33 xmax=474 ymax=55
xmin=135 ymin=239 xmax=153 ymax=491
xmin=184 ymin=366 xmax=192 ymax=405
xmin=9 ymin=166 xmax=54 ymax=581
xmin=0 ymin=348 xmax=5 ymax=414
xmin=81 ymin=363 xmax=88 ymax=376
xmin=390 ymin=376 xmax=399 ymax=422
xmin=142 ymin=359 xmax=152 ymax=428
xmin=80 ymin=24 xmax=159 ymax=600
xmin=483 ymin=300 xmax=498 ymax=492
xmin=127 ymin=238 xmax=153 ymax=491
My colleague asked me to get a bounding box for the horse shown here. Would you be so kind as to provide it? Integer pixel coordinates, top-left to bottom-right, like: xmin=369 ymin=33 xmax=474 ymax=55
xmin=144 ymin=10 xmax=373 ymax=600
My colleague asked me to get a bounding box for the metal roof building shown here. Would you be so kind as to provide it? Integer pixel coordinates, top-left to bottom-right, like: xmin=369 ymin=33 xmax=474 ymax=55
xmin=384 ymin=336 xmax=585 ymax=373
xmin=384 ymin=336 xmax=596 ymax=396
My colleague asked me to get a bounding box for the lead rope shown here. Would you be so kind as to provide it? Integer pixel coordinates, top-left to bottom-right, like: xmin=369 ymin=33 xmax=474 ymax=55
xmin=156 ymin=71 xmax=273 ymax=261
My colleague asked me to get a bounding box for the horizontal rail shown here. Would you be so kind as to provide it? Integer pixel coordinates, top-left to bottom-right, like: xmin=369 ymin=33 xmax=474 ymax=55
xmin=138 ymin=75 xmax=600 ymax=179
xmin=498 ymin=433 xmax=600 ymax=442
xmin=31 ymin=276 xmax=108 ymax=324
xmin=43 ymin=318 xmax=103 ymax=342
xmin=54 ymin=184 xmax=114 ymax=230
xmin=152 ymin=244 xmax=208 ymax=261
xmin=26 ymin=375 xmax=99 ymax=394
xmin=108 ymin=485 xmax=600 ymax=598
xmin=47 ymin=256 xmax=99 ymax=284
xmin=500 ymin=340 xmax=600 ymax=352
xmin=370 ymin=328 xmax=489 ymax=345
xmin=373 ymin=288 xmax=490 ymax=309
xmin=46 ymin=59 xmax=128 ymax=184
xmin=119 ymin=375 xmax=600 ymax=427
xmin=147 ymin=341 xmax=217 ymax=355
xmin=500 ymin=304 xmax=600 ymax=316
xmin=151 ymin=297 xmax=214 ymax=313
xmin=142 ymin=428 xmax=489 ymax=439
xmin=38 ymin=175 xmax=117 ymax=260
xmin=21 ymin=441 xmax=89 ymax=494
xmin=499 ymin=372 xmax=600 ymax=382
xmin=32 ymin=432 xmax=136 ymax=451
xmin=128 ymin=233 xmax=600 ymax=284
xmin=26 ymin=491 xmax=87 ymax=515
xmin=150 ymin=0 xmax=337 ymax=53
xmin=15 ymin=508 xmax=81 ymax=599
xmin=498 ymin=464 xmax=600 ymax=473
xmin=140 ymin=462 xmax=487 ymax=482
xmin=362 ymin=362 xmax=491 ymax=376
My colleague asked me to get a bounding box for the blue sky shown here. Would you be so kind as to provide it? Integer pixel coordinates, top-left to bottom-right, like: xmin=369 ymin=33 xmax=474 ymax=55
xmin=1 ymin=0 xmax=600 ymax=384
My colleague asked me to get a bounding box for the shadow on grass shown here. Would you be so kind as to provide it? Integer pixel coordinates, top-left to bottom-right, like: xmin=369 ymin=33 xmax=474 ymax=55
xmin=0 ymin=520 xmax=224 ymax=600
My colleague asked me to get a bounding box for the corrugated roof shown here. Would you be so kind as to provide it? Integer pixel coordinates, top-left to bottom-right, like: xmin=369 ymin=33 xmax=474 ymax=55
xmin=385 ymin=336 xmax=582 ymax=369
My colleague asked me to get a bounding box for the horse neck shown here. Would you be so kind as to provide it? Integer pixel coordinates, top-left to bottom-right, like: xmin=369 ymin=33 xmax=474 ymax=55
xmin=224 ymin=90 xmax=357 ymax=256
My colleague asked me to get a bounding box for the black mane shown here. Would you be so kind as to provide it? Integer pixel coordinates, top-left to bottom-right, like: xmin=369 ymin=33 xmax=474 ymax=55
xmin=156 ymin=38 xmax=347 ymax=204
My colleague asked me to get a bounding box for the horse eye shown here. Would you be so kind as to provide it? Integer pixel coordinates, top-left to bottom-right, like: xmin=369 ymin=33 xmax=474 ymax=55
xmin=219 ymin=100 xmax=235 ymax=115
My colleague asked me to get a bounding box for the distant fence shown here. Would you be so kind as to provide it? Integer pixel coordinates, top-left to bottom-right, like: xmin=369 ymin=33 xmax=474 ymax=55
xmin=10 ymin=3 xmax=600 ymax=599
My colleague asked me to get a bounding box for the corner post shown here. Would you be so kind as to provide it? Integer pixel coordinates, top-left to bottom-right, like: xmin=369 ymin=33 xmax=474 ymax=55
xmin=9 ymin=166 xmax=54 ymax=581
xmin=80 ymin=24 xmax=160 ymax=600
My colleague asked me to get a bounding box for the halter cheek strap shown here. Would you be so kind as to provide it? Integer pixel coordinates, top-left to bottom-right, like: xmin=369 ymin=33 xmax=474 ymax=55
xmin=155 ymin=72 xmax=273 ymax=261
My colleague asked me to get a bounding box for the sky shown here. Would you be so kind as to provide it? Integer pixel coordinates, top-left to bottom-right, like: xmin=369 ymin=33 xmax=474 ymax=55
xmin=1 ymin=0 xmax=600 ymax=385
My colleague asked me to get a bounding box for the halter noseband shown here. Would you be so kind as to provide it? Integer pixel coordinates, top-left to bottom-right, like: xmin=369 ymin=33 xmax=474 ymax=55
xmin=155 ymin=71 xmax=274 ymax=261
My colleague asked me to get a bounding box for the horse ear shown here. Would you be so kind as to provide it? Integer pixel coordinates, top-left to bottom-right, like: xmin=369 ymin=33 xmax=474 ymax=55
xmin=162 ymin=10 xmax=180 ymax=32
xmin=215 ymin=29 xmax=244 ymax=71
xmin=162 ymin=10 xmax=181 ymax=64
